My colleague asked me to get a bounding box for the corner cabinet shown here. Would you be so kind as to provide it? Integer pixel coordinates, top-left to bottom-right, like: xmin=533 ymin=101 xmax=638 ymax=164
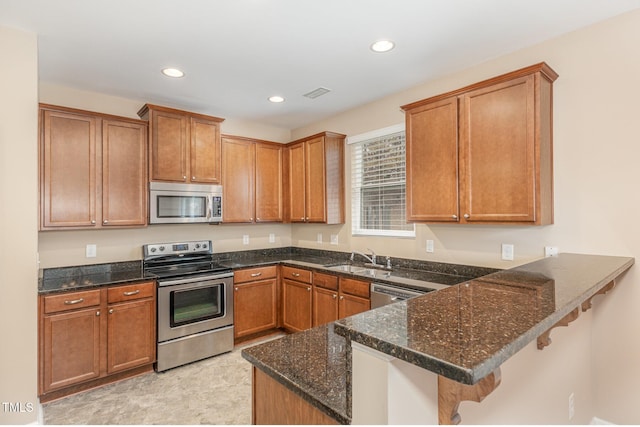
xmin=137 ymin=104 xmax=224 ymax=184
xmin=221 ymin=136 xmax=283 ymax=223
xmin=38 ymin=281 xmax=156 ymax=402
xmin=402 ymin=62 xmax=558 ymax=225
xmin=39 ymin=104 xmax=148 ymax=230
xmin=284 ymin=132 xmax=346 ymax=224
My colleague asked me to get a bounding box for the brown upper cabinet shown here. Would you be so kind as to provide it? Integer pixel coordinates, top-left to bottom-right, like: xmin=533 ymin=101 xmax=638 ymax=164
xmin=402 ymin=62 xmax=558 ymax=225
xmin=284 ymin=132 xmax=346 ymax=224
xmin=39 ymin=104 xmax=148 ymax=230
xmin=137 ymin=104 xmax=224 ymax=184
xmin=221 ymin=135 xmax=283 ymax=223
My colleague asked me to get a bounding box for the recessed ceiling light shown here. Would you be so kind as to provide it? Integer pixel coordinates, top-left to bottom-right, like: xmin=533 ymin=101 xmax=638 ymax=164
xmin=161 ymin=68 xmax=185 ymax=78
xmin=268 ymin=95 xmax=285 ymax=103
xmin=370 ymin=40 xmax=395 ymax=53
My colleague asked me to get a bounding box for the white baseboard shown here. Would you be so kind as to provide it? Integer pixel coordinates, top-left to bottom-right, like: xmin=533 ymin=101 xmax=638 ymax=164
xmin=591 ymin=416 xmax=614 ymax=424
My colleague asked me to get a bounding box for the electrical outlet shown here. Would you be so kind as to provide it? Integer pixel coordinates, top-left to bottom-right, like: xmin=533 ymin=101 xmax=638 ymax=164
xmin=501 ymin=244 xmax=514 ymax=261
xmin=86 ymin=244 xmax=97 ymax=258
xmin=568 ymin=392 xmax=575 ymax=420
xmin=330 ymin=234 xmax=338 ymax=245
xmin=317 ymin=233 xmax=323 ymax=244
xmin=242 ymin=235 xmax=249 ymax=245
xmin=269 ymin=233 xmax=275 ymax=243
xmin=426 ymin=239 xmax=434 ymax=253
xmin=545 ymin=246 xmax=559 ymax=257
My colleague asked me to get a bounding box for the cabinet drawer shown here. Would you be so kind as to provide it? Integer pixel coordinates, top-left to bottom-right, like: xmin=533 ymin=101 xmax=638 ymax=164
xmin=43 ymin=289 xmax=101 ymax=314
xmin=107 ymin=281 xmax=155 ymax=304
xmin=340 ymin=277 xmax=370 ymax=299
xmin=234 ymin=266 xmax=277 ymax=284
xmin=313 ymin=272 xmax=338 ymax=291
xmin=281 ymin=266 xmax=312 ymax=284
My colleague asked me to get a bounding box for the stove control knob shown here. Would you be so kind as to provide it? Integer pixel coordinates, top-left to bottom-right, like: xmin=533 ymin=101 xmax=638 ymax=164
xmin=150 ymin=247 xmax=157 ymax=253
xmin=159 ymin=246 xmax=165 ymax=252
xmin=195 ymin=243 xmax=201 ymax=249
xmin=202 ymin=243 xmax=208 ymax=249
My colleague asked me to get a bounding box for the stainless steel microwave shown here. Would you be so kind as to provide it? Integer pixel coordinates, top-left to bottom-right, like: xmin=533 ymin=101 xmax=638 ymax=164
xmin=149 ymin=182 xmax=223 ymax=224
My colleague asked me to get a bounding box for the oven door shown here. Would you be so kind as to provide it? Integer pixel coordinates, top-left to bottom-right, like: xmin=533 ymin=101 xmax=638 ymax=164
xmin=157 ymin=275 xmax=233 ymax=342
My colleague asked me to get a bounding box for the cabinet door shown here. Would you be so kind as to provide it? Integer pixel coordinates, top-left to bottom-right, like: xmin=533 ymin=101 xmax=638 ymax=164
xmin=287 ymin=142 xmax=306 ymax=222
xmin=405 ymin=96 xmax=459 ymax=222
xmin=102 ymin=119 xmax=147 ymax=226
xmin=41 ymin=307 xmax=101 ymax=393
xmin=190 ymin=117 xmax=221 ymax=183
xmin=234 ymin=278 xmax=278 ymax=339
xmin=459 ymin=75 xmax=536 ymax=223
xmin=255 ymin=143 xmax=283 ymax=222
xmin=305 ymin=137 xmax=327 ymax=222
xmin=339 ymin=294 xmax=370 ymax=319
xmin=150 ymin=109 xmax=188 ymax=182
xmin=222 ymin=137 xmax=255 ymax=222
xmin=41 ymin=109 xmax=97 ymax=228
xmin=313 ymin=286 xmax=338 ymax=327
xmin=282 ymin=279 xmax=312 ymax=332
xmin=107 ymin=298 xmax=155 ymax=374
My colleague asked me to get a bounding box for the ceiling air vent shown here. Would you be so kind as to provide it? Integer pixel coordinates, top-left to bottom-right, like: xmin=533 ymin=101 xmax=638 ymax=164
xmin=303 ymin=87 xmax=331 ymax=99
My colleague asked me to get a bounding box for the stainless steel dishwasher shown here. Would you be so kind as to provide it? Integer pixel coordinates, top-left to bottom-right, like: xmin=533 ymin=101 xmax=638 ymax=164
xmin=370 ymin=282 xmax=430 ymax=308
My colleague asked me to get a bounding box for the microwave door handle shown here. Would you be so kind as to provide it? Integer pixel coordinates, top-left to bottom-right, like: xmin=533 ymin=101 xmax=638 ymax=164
xmin=206 ymin=195 xmax=213 ymax=222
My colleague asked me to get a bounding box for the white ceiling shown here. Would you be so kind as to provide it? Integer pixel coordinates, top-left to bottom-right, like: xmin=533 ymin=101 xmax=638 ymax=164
xmin=1 ymin=0 xmax=639 ymax=129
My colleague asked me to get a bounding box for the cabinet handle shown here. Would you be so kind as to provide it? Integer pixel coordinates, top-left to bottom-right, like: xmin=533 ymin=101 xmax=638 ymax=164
xmin=109 ymin=309 xmax=114 ymax=314
xmin=103 ymin=220 xmax=108 ymax=224
xmin=339 ymin=296 xmax=344 ymax=300
xmin=96 ymin=311 xmax=100 ymax=316
xmin=256 ymin=217 xmax=260 ymax=221
xmin=91 ymin=220 xmax=96 ymax=224
xmin=123 ymin=290 xmax=140 ymax=296
xmin=183 ymin=176 xmax=187 ymax=181
xmin=250 ymin=272 xmax=262 ymax=277
xmin=464 ymin=213 xmax=470 ymax=219
xmin=452 ymin=214 xmax=458 ymax=220
xmin=300 ymin=217 xmax=305 ymax=221
xmin=292 ymin=272 xmax=300 ymax=277
xmin=305 ymin=217 xmax=309 ymax=221
xmin=235 ymin=287 xmax=239 ymax=291
xmin=332 ymin=294 xmax=337 ymax=299
xmin=192 ymin=176 xmax=196 ymax=180
xmin=307 ymin=287 xmax=311 ymax=292
xmin=64 ymin=298 xmax=84 ymax=305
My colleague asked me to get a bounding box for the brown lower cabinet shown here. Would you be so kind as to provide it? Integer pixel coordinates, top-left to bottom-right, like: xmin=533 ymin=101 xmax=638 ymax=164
xmin=313 ymin=273 xmax=371 ymax=326
xmin=233 ymin=266 xmax=279 ymax=339
xmin=39 ymin=281 xmax=156 ymax=402
xmin=252 ymin=367 xmax=338 ymax=424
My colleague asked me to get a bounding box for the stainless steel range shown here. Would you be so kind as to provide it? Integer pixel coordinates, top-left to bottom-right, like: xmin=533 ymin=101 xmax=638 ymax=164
xmin=143 ymin=240 xmax=234 ymax=372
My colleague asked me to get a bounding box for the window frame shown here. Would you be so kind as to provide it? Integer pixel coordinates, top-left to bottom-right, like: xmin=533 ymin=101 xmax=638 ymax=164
xmin=348 ymin=124 xmax=415 ymax=238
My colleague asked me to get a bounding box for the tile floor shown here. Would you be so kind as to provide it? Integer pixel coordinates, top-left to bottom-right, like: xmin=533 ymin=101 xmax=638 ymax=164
xmin=42 ymin=335 xmax=281 ymax=425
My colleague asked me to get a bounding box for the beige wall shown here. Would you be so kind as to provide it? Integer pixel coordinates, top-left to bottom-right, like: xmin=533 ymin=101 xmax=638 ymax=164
xmin=0 ymin=26 xmax=39 ymax=424
xmin=292 ymin=9 xmax=640 ymax=424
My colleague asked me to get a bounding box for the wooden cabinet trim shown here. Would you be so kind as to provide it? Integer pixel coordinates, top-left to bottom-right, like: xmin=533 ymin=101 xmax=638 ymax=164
xmin=282 ymin=266 xmax=312 ymax=284
xmin=313 ymin=272 xmax=339 ymax=291
xmin=107 ymin=281 xmax=155 ymax=304
xmin=235 ymin=266 xmax=278 ymax=284
xmin=339 ymin=277 xmax=370 ymax=299
xmin=43 ymin=289 xmax=101 ymax=314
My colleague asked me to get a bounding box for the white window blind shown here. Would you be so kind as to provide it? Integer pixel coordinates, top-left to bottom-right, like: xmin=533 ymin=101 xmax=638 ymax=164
xmin=350 ymin=125 xmax=415 ymax=237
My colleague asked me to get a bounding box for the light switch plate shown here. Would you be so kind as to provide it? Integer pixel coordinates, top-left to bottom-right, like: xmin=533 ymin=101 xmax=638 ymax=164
xmin=86 ymin=244 xmax=97 ymax=258
xmin=330 ymin=234 xmax=338 ymax=245
xmin=501 ymin=244 xmax=514 ymax=261
xmin=269 ymin=233 xmax=275 ymax=243
xmin=242 ymin=235 xmax=249 ymax=245
xmin=317 ymin=233 xmax=323 ymax=244
xmin=426 ymin=239 xmax=434 ymax=253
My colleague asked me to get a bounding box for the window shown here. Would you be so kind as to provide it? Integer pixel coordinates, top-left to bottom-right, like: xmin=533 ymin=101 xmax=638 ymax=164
xmin=350 ymin=124 xmax=415 ymax=237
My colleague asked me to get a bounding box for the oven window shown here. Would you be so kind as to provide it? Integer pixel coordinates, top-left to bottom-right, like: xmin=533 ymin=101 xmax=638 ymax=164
xmin=170 ymin=285 xmax=224 ymax=327
xmin=157 ymin=195 xmax=207 ymax=218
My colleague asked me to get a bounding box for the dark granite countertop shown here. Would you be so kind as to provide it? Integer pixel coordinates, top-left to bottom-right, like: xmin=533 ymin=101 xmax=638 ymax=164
xmin=38 ymin=261 xmax=148 ymax=295
xmin=39 ymin=247 xmax=491 ymax=295
xmin=241 ymin=323 xmax=350 ymax=424
xmin=334 ymin=253 xmax=634 ymax=385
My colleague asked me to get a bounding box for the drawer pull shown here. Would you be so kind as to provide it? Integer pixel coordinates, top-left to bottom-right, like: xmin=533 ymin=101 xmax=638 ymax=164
xmin=250 ymin=272 xmax=262 ymax=277
xmin=123 ymin=290 xmax=140 ymax=296
xmin=292 ymin=272 xmax=300 ymax=277
xmin=64 ymin=298 xmax=84 ymax=305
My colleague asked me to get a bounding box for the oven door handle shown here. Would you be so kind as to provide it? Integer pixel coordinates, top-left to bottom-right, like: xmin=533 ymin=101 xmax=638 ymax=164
xmin=158 ymin=273 xmax=233 ymax=287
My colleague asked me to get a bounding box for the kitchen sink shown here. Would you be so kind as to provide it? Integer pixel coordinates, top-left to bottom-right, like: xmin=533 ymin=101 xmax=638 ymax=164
xmin=324 ymin=264 xmax=392 ymax=279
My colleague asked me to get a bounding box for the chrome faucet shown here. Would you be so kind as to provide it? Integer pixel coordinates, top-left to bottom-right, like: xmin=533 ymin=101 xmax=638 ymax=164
xmin=350 ymin=248 xmax=379 ymax=267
